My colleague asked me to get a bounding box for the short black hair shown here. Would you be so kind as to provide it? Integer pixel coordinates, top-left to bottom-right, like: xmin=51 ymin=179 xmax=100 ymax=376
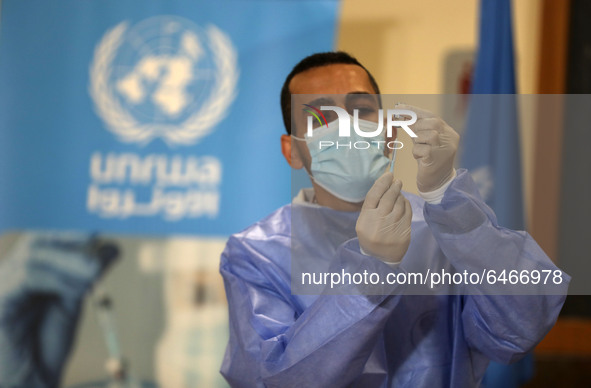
xmin=280 ymin=51 xmax=381 ymax=134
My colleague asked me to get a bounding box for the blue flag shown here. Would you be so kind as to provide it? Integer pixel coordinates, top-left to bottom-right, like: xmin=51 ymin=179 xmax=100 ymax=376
xmin=0 ymin=0 xmax=340 ymax=237
xmin=462 ymin=1 xmax=532 ymax=387
xmin=462 ymin=0 xmax=523 ymax=230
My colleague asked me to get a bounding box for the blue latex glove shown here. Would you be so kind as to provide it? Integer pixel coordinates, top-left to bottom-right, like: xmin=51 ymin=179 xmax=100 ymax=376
xmin=0 ymin=232 xmax=118 ymax=388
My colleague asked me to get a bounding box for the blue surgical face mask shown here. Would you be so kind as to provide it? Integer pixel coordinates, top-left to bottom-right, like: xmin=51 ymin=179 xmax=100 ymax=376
xmin=292 ymin=117 xmax=390 ymax=203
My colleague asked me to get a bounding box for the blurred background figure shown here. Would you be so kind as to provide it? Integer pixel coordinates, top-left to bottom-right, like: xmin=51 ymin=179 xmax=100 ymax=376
xmin=0 ymin=232 xmax=118 ymax=387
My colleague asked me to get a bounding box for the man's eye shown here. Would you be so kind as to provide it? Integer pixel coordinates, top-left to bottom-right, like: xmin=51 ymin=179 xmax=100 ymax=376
xmin=305 ymin=111 xmax=336 ymax=128
xmin=322 ymin=112 xmax=337 ymax=125
xmin=349 ymin=106 xmax=376 ymax=116
xmin=358 ymin=107 xmax=376 ymax=115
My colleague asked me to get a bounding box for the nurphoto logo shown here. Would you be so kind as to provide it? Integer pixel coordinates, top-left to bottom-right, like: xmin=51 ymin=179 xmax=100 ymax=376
xmin=303 ymin=105 xmax=418 ymax=150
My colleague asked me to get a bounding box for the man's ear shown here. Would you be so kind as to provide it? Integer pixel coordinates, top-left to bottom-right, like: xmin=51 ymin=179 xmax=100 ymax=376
xmin=281 ymin=134 xmax=304 ymax=169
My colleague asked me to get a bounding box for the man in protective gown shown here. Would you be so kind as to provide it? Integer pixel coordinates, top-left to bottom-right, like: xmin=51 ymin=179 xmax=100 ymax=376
xmin=219 ymin=52 xmax=569 ymax=387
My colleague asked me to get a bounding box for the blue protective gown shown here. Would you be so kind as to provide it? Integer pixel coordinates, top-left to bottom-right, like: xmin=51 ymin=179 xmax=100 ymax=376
xmin=219 ymin=170 xmax=569 ymax=388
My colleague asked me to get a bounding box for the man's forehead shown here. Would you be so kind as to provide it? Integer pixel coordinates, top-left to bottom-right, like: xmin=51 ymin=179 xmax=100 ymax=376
xmin=289 ymin=63 xmax=375 ymax=95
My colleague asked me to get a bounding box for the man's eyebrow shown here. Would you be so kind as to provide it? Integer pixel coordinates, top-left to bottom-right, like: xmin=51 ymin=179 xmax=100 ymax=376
xmin=346 ymin=92 xmax=378 ymax=104
xmin=306 ymin=97 xmax=335 ymax=108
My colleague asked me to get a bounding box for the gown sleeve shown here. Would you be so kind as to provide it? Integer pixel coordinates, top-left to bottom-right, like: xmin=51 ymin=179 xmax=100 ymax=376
xmin=422 ymin=169 xmax=570 ymax=364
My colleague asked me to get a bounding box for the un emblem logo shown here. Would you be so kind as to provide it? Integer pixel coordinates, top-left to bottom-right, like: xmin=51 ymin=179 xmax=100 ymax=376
xmin=89 ymin=16 xmax=238 ymax=146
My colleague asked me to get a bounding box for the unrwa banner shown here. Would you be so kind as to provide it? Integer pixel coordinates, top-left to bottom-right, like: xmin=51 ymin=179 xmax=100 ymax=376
xmin=0 ymin=0 xmax=340 ymax=236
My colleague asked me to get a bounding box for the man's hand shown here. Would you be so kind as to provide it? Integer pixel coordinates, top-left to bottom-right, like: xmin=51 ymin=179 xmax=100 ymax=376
xmin=356 ymin=172 xmax=412 ymax=264
xmin=0 ymin=232 xmax=118 ymax=388
xmin=397 ymin=104 xmax=460 ymax=193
